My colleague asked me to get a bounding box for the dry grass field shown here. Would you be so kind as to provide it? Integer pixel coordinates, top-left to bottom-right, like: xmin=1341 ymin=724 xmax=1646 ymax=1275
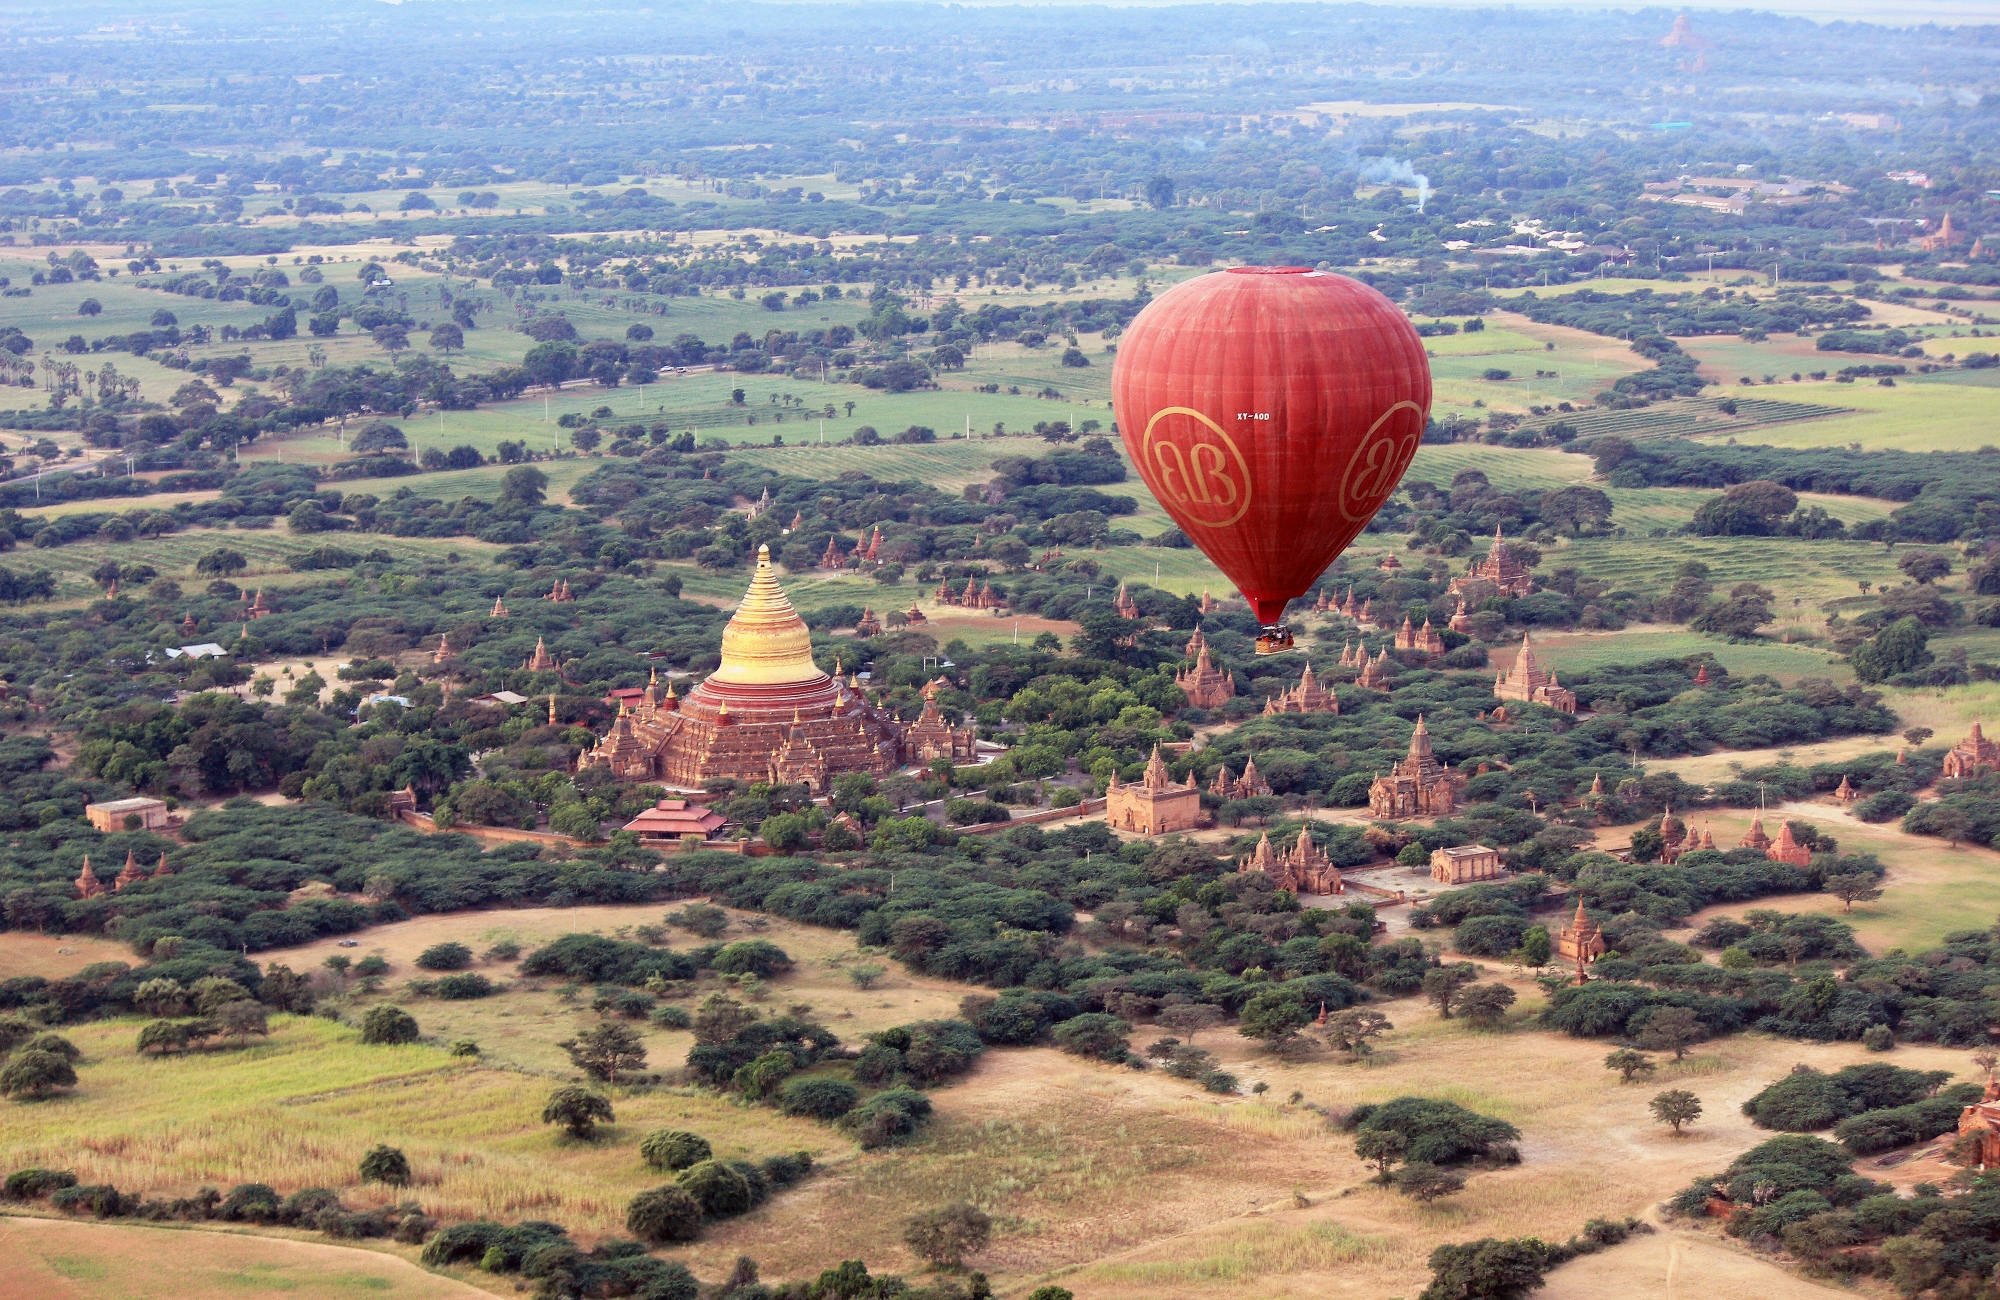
xmin=1 ymin=890 xmax=1979 ymax=1299
xmin=0 ymin=1216 xmax=488 ymax=1300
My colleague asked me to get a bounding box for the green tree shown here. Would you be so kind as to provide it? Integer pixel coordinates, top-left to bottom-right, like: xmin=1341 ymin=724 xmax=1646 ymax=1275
xmin=360 ymin=1005 xmax=419 ymax=1045
xmin=542 ymin=1085 xmax=614 ymax=1140
xmin=627 ymin=1184 xmax=704 ymax=1244
xmin=1394 ymin=1162 xmax=1467 ymax=1204
xmin=1458 ymin=983 xmax=1518 ymax=1029
xmin=1537 ymin=485 xmax=1613 ymax=536
xmin=1323 ymin=1008 xmax=1392 ymax=1057
xmin=415 ymin=942 xmax=472 ymax=971
xmin=1605 ymin=1048 xmax=1655 ymax=1084
xmin=1851 ymin=617 xmax=1933 ymax=684
xmin=1649 ymin=1089 xmax=1703 ymax=1135
xmin=0 ymin=1049 xmax=77 ymax=1100
xmin=1897 ymin=551 xmax=1951 ymax=585
xmin=561 ymin=1022 xmax=647 ymax=1084
xmin=428 ymin=322 xmax=464 ymax=353
xmin=1237 ymin=988 xmax=1313 ymax=1046
xmin=1355 ymin=1127 xmax=1407 ymax=1182
xmin=1050 ymin=1013 xmax=1130 ymax=1061
xmin=1518 ymin=925 xmax=1552 ymax=967
xmin=1422 ymin=964 xmax=1478 ymax=1019
xmin=359 ymin=1144 xmax=411 ymax=1186
xmin=1690 ymin=582 xmax=1775 ymax=639
xmin=1635 ymin=1006 xmax=1706 ymax=1061
xmin=1144 ymin=175 xmax=1175 ymax=209
xmin=902 ymin=1202 xmax=993 ymax=1269
xmin=1823 ymin=873 xmax=1884 ymax=913
xmin=497 ymin=465 xmax=548 ymax=507
xmin=194 ymin=548 xmax=248 ymax=578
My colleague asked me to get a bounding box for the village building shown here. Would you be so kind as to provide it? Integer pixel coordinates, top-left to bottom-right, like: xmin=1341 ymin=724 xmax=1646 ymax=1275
xmin=1450 ymin=526 xmax=1535 ymax=600
xmin=1368 ymin=716 xmax=1458 ymax=819
xmin=622 ymin=798 xmax=728 ymax=842
xmin=1263 ymin=662 xmax=1338 ymax=715
xmin=84 ymin=796 xmax=173 ymax=833
xmin=1241 ymin=827 xmax=1344 ymax=895
xmin=1431 ymin=844 xmax=1503 ymax=885
xmin=1556 ymin=898 xmax=1607 ymax=965
xmin=1943 ymin=723 xmax=2000 ymax=780
xmin=1104 ymin=743 xmax=1203 ymax=835
xmin=579 ymin=545 xmax=942 ymax=792
xmin=1210 ymin=756 xmax=1272 ymax=801
xmin=1175 ymin=626 xmax=1236 ymax=709
xmin=1493 ymin=632 xmax=1577 ymax=714
xmin=1394 ymin=615 xmax=1447 ymax=659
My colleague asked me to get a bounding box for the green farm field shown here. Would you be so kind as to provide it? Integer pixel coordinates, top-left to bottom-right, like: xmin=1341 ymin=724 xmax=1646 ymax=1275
xmin=11 ymin=526 xmax=505 ymax=608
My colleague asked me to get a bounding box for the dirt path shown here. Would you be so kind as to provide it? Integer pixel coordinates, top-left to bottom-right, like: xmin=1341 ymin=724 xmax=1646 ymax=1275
xmin=1538 ymin=1226 xmax=1846 ymax=1300
xmin=0 ymin=1215 xmax=493 ymax=1300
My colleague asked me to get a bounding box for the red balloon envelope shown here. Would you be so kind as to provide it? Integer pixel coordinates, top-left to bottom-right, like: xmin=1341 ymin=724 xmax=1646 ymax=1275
xmin=1112 ymin=267 xmax=1431 ymax=632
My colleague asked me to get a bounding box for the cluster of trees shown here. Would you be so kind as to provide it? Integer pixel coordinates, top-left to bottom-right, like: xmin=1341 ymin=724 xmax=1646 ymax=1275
xmin=1740 ymin=1061 xmax=1980 ymax=1155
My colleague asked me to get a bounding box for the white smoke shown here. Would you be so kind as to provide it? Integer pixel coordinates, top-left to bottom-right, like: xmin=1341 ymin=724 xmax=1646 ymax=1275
xmin=1357 ymin=157 xmax=1431 ymax=213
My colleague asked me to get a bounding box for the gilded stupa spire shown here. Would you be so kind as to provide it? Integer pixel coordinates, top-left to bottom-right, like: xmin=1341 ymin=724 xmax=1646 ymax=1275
xmin=710 ymin=545 xmax=825 ymax=687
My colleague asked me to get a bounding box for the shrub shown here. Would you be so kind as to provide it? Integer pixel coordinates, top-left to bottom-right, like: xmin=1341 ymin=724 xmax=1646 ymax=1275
xmin=1421 ymin=1237 xmax=1553 ymax=1300
xmin=626 ymin=1184 xmax=704 ymax=1244
xmin=1051 ymin=1012 xmax=1131 ymax=1062
xmin=415 ymin=942 xmax=474 ymax=971
xmin=778 ymin=1076 xmax=860 ymax=1120
xmin=1742 ymin=1063 xmax=1951 ymax=1131
xmin=640 ymin=1129 xmax=713 ymax=1172
xmin=219 ymin=1182 xmax=282 ymax=1222
xmin=359 ymin=1006 xmax=419 ymax=1044
xmin=359 ymin=1145 xmax=411 ymax=1186
xmin=903 ymin=1202 xmax=993 ymax=1268
xmin=841 ymin=1087 xmax=933 ymax=1149
xmin=649 ymin=1003 xmax=692 ymax=1030
xmin=433 ymin=973 xmax=496 ymax=999
xmin=675 ymin=1160 xmax=753 ymax=1217
xmin=3 ymin=1168 xmax=78 ymax=1200
xmin=711 ymin=939 xmax=793 ymax=978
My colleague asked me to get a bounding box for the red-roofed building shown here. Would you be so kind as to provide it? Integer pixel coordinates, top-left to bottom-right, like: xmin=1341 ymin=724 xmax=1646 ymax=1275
xmin=622 ymin=798 xmax=727 ymax=841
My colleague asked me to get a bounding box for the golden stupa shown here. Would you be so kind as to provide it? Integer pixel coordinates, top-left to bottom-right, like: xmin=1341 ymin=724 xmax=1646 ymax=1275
xmin=580 ymin=543 xmax=983 ymax=790
xmin=710 ymin=546 xmax=826 ymax=686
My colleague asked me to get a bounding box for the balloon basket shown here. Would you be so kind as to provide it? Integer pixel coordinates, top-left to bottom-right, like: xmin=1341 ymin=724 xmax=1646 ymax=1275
xmin=1254 ymin=627 xmax=1295 ymax=656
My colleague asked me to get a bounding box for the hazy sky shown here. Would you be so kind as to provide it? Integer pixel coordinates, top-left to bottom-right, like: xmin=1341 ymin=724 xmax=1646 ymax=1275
xmin=807 ymin=0 xmax=1996 ymax=27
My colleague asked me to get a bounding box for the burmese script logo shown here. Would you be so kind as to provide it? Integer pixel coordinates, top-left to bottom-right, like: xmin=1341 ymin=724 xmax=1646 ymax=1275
xmin=1140 ymin=406 xmax=1253 ymax=528
xmin=1337 ymin=400 xmax=1425 ymax=524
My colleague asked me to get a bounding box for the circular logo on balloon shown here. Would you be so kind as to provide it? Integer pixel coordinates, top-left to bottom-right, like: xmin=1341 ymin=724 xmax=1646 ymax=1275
xmin=1336 ymin=401 xmax=1425 ymax=524
xmin=1141 ymin=406 xmax=1253 ymax=528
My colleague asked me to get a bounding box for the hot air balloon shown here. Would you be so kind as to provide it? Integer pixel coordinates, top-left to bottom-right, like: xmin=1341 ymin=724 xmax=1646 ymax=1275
xmin=1111 ymin=267 xmax=1431 ymax=653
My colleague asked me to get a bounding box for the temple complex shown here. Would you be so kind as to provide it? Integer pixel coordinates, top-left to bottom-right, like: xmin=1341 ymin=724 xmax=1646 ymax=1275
xmin=1241 ymin=827 xmax=1344 ymax=895
xmin=580 ymin=546 xmax=946 ymax=791
xmin=902 ymin=679 xmax=979 ymax=764
xmin=934 ymin=576 xmax=1006 ymax=610
xmin=1394 ymin=615 xmax=1447 ymax=659
xmin=1833 ymin=774 xmax=1858 ymax=805
xmin=1430 ymin=844 xmax=1503 ymax=885
xmin=1450 ymin=525 xmax=1535 ymax=600
xmin=546 ymin=579 xmax=576 ymax=603
xmin=1176 ymin=626 xmax=1236 ymax=709
xmin=523 ymin=637 xmax=559 ymax=674
xmin=1493 ymin=632 xmax=1577 ymax=714
xmin=1449 ymin=599 xmax=1472 ymax=634
xmin=1768 ymin=821 xmax=1813 ymax=868
xmin=1368 ymin=716 xmax=1458 ymax=819
xmin=1657 ymin=807 xmax=1688 ymax=864
xmin=1114 ymin=583 xmax=1139 ymax=619
xmin=74 ymin=855 xmax=104 ymax=899
xmin=1104 ymin=744 xmax=1202 ymax=834
xmin=1958 ymin=1075 xmax=2000 ymax=1168
xmin=1263 ymin=662 xmax=1338 ymax=715
xmin=1210 ymin=757 xmax=1272 ymax=800
xmin=1943 ymin=723 xmax=2000 ymax=780
xmin=1740 ymin=812 xmax=1772 ymax=852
